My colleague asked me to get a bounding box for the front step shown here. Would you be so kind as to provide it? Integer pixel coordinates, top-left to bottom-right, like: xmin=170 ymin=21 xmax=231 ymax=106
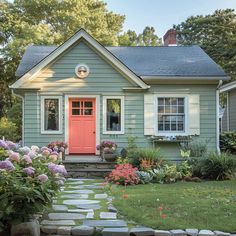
xmin=63 ymin=161 xmax=116 ymax=179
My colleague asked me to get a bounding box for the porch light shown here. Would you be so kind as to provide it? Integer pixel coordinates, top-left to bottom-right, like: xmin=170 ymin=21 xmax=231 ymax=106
xmin=75 ymin=64 xmax=89 ymax=78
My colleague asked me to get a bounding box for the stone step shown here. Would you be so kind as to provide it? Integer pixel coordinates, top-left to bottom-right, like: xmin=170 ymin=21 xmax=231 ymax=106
xmin=65 ymin=168 xmax=113 ymax=178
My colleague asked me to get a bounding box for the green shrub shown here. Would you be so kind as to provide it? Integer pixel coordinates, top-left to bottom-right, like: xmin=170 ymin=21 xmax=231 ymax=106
xmin=220 ymin=131 xmax=236 ymax=154
xmin=136 ymin=171 xmax=153 ymax=184
xmin=180 ymin=140 xmax=208 ymax=157
xmin=0 ymin=117 xmax=20 ymax=142
xmin=192 ymin=152 xmax=236 ymax=180
xmin=177 ymin=161 xmax=192 ymax=178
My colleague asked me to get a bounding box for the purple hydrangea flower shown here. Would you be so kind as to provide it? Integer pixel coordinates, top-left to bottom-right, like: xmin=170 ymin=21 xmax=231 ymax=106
xmin=31 ymin=145 xmax=40 ymax=153
xmin=28 ymin=150 xmax=37 ymax=159
xmin=59 ymin=147 xmax=65 ymax=152
xmin=0 ymin=140 xmax=8 ymax=150
xmin=38 ymin=174 xmax=48 ymax=183
xmin=6 ymin=141 xmax=17 ymax=150
xmin=19 ymin=146 xmax=31 ymax=155
xmin=23 ymin=167 xmax=35 ymax=176
xmin=53 ymin=146 xmax=59 ymax=152
xmin=48 ymin=163 xmax=67 ymax=175
xmin=56 ymin=180 xmax=65 ymax=186
xmin=51 ymin=151 xmax=59 ymax=157
xmin=0 ymin=160 xmax=15 ymax=170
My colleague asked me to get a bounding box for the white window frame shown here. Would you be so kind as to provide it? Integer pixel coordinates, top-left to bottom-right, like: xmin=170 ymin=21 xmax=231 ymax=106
xmin=41 ymin=96 xmax=63 ymax=134
xmin=103 ymin=96 xmax=125 ymax=135
xmin=155 ymin=94 xmax=189 ymax=136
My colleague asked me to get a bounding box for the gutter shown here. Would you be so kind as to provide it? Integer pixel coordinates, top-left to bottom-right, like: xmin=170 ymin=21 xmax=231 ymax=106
xmin=216 ymin=80 xmax=223 ymax=153
xmin=11 ymin=89 xmax=24 ymax=146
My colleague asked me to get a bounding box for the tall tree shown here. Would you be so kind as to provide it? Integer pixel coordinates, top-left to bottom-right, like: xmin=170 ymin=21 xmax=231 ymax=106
xmin=118 ymin=26 xmax=162 ymax=46
xmin=174 ymin=9 xmax=236 ymax=80
xmin=0 ymin=0 xmax=125 ymax=117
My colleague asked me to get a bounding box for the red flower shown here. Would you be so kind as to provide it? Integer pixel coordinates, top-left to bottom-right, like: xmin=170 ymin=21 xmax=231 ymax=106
xmin=158 ymin=207 xmax=163 ymax=211
xmin=122 ymin=194 xmax=129 ymax=199
xmin=161 ymin=214 xmax=167 ymax=219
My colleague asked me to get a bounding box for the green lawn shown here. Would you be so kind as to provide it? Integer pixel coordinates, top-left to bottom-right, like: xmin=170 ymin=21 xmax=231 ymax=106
xmin=110 ymin=180 xmax=236 ymax=232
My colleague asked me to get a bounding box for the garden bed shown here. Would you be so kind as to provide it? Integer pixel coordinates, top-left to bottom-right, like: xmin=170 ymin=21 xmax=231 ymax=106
xmin=111 ymin=180 xmax=236 ymax=232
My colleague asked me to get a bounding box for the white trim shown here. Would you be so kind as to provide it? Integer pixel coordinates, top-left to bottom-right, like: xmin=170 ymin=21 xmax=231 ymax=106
xmin=216 ymin=89 xmax=220 ymax=152
xmin=40 ymin=96 xmax=63 ymax=134
xmin=12 ymin=91 xmax=25 ymax=145
xmin=10 ymin=29 xmax=149 ymax=90
xmin=226 ymin=92 xmax=230 ymax=131
xmin=103 ymin=96 xmax=125 ymax=135
xmin=220 ymin=80 xmax=236 ymax=93
xmin=64 ymin=95 xmax=100 ymax=155
xmin=154 ymin=94 xmax=189 ymax=136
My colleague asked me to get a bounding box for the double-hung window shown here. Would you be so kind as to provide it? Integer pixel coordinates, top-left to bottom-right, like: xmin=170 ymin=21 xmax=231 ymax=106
xmin=103 ymin=96 xmax=124 ymax=134
xmin=41 ymin=96 xmax=62 ymax=134
xmin=157 ymin=97 xmax=186 ymax=134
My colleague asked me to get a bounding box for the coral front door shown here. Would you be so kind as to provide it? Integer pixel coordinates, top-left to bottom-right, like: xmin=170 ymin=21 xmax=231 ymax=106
xmin=69 ymin=98 xmax=96 ymax=154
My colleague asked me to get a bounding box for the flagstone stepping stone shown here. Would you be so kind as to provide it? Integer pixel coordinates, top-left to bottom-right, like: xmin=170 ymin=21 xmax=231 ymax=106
xmin=48 ymin=213 xmax=86 ymax=220
xmin=185 ymin=229 xmax=198 ymax=236
xmin=60 ymin=194 xmax=89 ymax=199
xmin=41 ymin=220 xmax=75 ymax=226
xmin=83 ymin=220 xmax=127 ymax=227
xmin=95 ymin=194 xmax=108 ymax=199
xmin=68 ymin=209 xmax=94 ymax=213
xmin=102 ymin=227 xmax=129 ymax=236
xmin=63 ymin=199 xmax=100 ymax=205
xmin=67 ymin=178 xmax=84 ymax=181
xmin=52 ymin=205 xmax=68 ymax=211
xmin=130 ymin=227 xmax=155 ymax=236
xmin=71 ymin=225 xmax=94 ymax=236
xmin=170 ymin=229 xmax=187 ymax=236
xmin=64 ymin=190 xmax=94 ymax=194
xmin=100 ymin=212 xmax=117 ymax=219
xmin=67 ymin=181 xmax=84 ymax=185
xmin=41 ymin=225 xmax=58 ymax=234
xmin=155 ymin=230 xmax=171 ymax=236
xmin=76 ymin=204 xmax=101 ymax=210
xmin=57 ymin=226 xmax=72 ymax=235
xmin=108 ymin=204 xmax=117 ymax=213
xmin=199 ymin=230 xmax=214 ymax=236
xmin=86 ymin=212 xmax=94 ymax=219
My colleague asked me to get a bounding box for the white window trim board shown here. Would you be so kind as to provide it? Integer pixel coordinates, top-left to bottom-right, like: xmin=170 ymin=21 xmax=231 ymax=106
xmin=40 ymin=95 xmax=63 ymax=134
xmin=102 ymin=96 xmax=125 ymax=135
xmin=64 ymin=95 xmax=100 ymax=155
xmin=154 ymin=94 xmax=189 ymax=136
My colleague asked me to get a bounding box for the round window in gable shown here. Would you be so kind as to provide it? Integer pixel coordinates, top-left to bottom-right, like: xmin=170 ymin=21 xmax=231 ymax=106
xmin=75 ymin=64 xmax=90 ymax=79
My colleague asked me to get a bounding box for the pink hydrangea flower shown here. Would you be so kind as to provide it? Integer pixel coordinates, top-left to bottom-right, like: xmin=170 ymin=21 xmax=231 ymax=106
xmin=9 ymin=151 xmax=20 ymax=162
xmin=31 ymin=145 xmax=40 ymax=153
xmin=38 ymin=174 xmax=48 ymax=183
xmin=48 ymin=163 xmax=67 ymax=175
xmin=42 ymin=149 xmax=50 ymax=156
xmin=22 ymin=155 xmax=32 ymax=164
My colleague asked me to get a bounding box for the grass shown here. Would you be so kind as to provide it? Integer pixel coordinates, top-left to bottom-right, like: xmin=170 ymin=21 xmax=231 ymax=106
xmin=110 ymin=180 xmax=236 ymax=232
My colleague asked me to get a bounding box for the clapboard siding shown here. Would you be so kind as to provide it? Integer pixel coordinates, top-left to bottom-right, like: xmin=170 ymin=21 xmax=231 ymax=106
xmin=229 ymin=89 xmax=236 ymax=131
xmin=23 ymin=39 xmax=218 ymax=159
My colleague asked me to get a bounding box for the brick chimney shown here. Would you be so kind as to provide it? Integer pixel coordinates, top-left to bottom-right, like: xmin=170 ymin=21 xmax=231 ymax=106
xmin=163 ymin=29 xmax=177 ymax=46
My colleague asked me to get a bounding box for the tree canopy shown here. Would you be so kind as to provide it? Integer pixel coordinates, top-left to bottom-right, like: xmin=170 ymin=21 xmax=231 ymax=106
xmin=118 ymin=26 xmax=162 ymax=46
xmin=174 ymin=9 xmax=236 ymax=80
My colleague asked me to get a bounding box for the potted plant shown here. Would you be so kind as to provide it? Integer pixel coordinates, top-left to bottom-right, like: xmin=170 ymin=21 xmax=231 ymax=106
xmin=96 ymin=141 xmax=117 ymax=162
xmin=47 ymin=141 xmax=68 ymax=161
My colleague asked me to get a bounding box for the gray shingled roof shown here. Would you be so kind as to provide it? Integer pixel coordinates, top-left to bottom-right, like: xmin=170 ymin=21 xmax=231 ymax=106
xmin=15 ymin=44 xmax=227 ymax=78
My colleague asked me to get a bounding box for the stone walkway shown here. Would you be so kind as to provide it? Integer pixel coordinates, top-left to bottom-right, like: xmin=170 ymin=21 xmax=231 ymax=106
xmin=40 ymin=178 xmax=133 ymax=236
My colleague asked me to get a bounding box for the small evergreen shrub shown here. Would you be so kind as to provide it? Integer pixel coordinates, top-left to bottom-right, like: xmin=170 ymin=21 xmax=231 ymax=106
xmin=220 ymin=131 xmax=236 ymax=154
xmin=180 ymin=140 xmax=208 ymax=157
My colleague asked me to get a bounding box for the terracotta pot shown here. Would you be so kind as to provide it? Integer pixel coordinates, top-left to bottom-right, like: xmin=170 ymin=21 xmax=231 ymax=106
xmin=103 ymin=153 xmax=117 ymax=162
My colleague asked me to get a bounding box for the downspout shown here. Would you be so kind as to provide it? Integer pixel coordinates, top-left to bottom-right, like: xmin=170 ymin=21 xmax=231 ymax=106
xmin=12 ymin=89 xmax=24 ymax=146
xmin=226 ymin=92 xmax=229 ymax=131
xmin=216 ymin=80 xmax=223 ymax=153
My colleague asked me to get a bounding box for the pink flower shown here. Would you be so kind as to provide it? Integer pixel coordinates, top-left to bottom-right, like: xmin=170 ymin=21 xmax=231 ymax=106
xmin=42 ymin=149 xmax=50 ymax=156
xmin=22 ymin=155 xmax=32 ymax=164
xmin=38 ymin=174 xmax=48 ymax=183
xmin=31 ymin=145 xmax=40 ymax=152
xmin=9 ymin=152 xmax=20 ymax=162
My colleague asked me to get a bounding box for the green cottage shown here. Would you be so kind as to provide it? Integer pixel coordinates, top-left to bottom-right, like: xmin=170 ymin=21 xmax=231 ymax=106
xmin=10 ymin=29 xmax=228 ymax=160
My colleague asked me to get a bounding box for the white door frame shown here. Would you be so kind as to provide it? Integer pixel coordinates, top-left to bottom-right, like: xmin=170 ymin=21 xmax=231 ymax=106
xmin=64 ymin=95 xmax=100 ymax=155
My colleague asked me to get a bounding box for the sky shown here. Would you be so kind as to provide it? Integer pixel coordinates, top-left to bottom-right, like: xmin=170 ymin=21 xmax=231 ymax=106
xmin=105 ymin=0 xmax=236 ymax=37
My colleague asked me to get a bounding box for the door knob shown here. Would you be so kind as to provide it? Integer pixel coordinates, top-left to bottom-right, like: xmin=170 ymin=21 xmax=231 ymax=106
xmin=93 ymin=131 xmax=96 ymax=134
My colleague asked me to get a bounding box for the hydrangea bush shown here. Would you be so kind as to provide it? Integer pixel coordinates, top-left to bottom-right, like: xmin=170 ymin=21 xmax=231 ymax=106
xmin=0 ymin=139 xmax=67 ymax=231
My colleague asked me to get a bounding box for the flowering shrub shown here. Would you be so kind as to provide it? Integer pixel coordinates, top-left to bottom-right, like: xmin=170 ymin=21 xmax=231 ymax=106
xmin=106 ymin=163 xmax=139 ymax=185
xmin=0 ymin=139 xmax=67 ymax=231
xmin=47 ymin=141 xmax=68 ymax=153
xmin=97 ymin=140 xmax=117 ymax=154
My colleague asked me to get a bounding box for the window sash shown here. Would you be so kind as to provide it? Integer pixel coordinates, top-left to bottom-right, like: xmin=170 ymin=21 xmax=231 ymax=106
xmin=41 ymin=96 xmax=62 ymax=134
xmin=103 ymin=96 xmax=124 ymax=134
xmin=157 ymin=97 xmax=186 ymax=133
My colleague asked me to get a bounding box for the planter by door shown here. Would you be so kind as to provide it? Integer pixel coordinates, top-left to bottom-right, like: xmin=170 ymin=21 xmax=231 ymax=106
xmin=103 ymin=153 xmax=117 ymax=162
xmin=69 ymin=98 xmax=96 ymax=154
